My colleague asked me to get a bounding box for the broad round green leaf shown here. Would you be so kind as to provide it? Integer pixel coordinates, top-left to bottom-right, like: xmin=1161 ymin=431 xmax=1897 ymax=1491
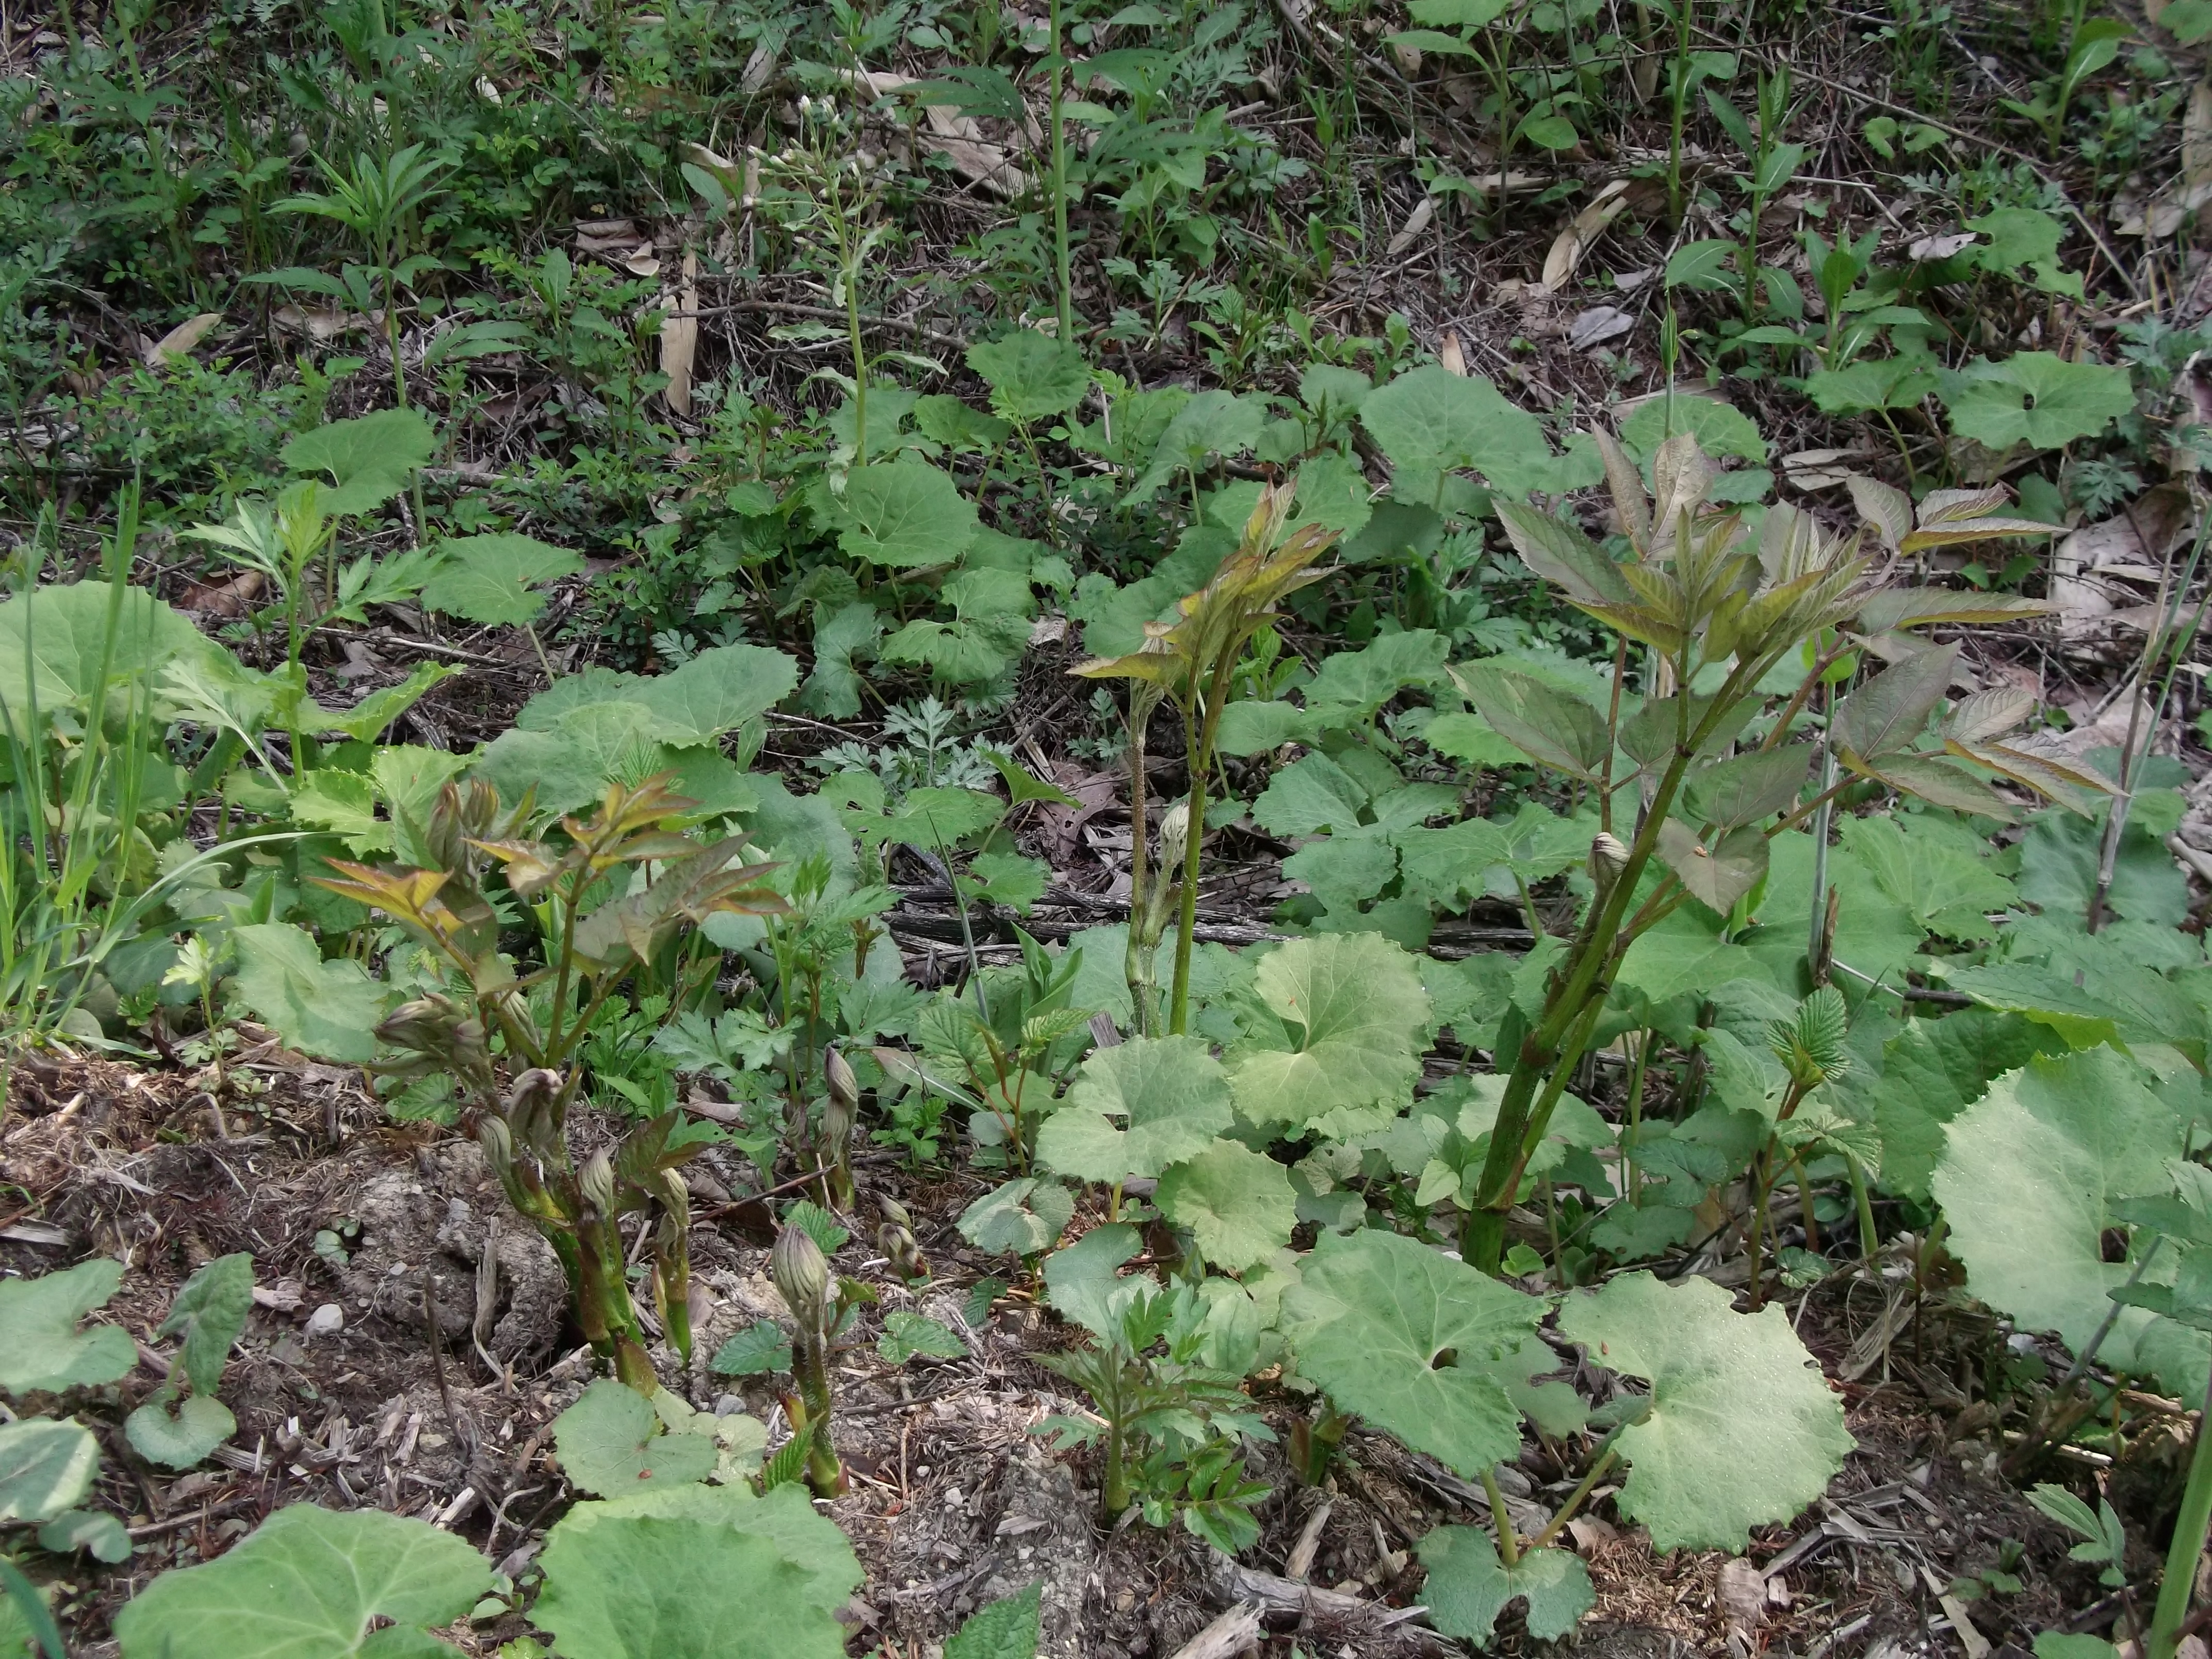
xmin=0 ymin=581 xmax=218 ymax=727
xmin=38 ymin=1506 xmax=131 ymax=1562
xmin=833 ymin=460 xmax=981 ymax=568
xmin=1555 ymin=1272 xmax=1854 ymax=1552
xmin=1417 ymin=1528 xmax=1594 ymax=1642
xmin=533 ymin=1484 xmax=862 ymax=1659
xmin=282 ymin=409 xmax=436 ymax=516
xmin=1229 ymin=933 xmax=1431 ymax=1137
xmin=957 ymin=1178 xmax=1075 ymax=1256
xmin=474 ymin=701 xmax=674 ymax=819
xmin=0 ymin=1259 xmax=134 ymax=1397
xmin=554 ymin=1379 xmax=719 ymax=1497
xmin=420 ymin=533 xmax=586 ymax=627
xmin=1156 ymin=1140 xmax=1297 ymax=1273
xmin=1281 ymin=1229 xmax=1543 ymax=1478
xmin=113 ymin=1503 xmax=496 ymax=1659
xmin=1941 ymin=353 xmax=2134 ymax=451
xmin=1036 ymin=1035 xmax=1234 ymax=1185
xmin=1873 ymin=1010 xmax=2056 ymax=1203
xmin=125 ymin=1392 xmax=238 ymax=1471
xmin=967 ymin=331 xmax=1091 ymax=425
xmin=0 ymin=1420 xmax=99 ymax=1523
xmin=160 ymin=1253 xmax=255 ymax=1396
xmin=631 ymin=644 xmax=800 ymax=747
xmin=1359 ymin=366 xmax=1595 ymax=499
xmin=1935 ymin=1046 xmax=2210 ymax=1396
xmin=229 ymin=922 xmax=392 ymax=1064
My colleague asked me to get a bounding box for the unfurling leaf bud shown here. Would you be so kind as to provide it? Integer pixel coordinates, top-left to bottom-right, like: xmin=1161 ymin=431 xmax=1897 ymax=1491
xmin=477 ymin=1113 xmax=513 ymax=1177
xmin=578 ymin=1150 xmax=617 ymax=1216
xmin=1155 ymin=800 xmax=1191 ymax=879
xmin=659 ymin=1168 xmax=692 ymax=1230
xmin=877 ymin=1194 xmax=913 ymax=1231
xmin=1588 ymin=832 xmax=1630 ymax=889
xmin=772 ymin=1223 xmax=832 ymax=1328
xmin=877 ymin=1221 xmax=928 ymax=1284
xmin=824 ymin=1047 xmax=858 ymax=1115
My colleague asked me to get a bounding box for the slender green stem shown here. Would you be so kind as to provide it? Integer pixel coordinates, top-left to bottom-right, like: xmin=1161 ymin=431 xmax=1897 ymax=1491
xmin=1526 ymin=1439 xmax=1624 ymax=1552
xmin=2148 ymin=1367 xmax=2212 ymax=1659
xmin=1481 ymin=1467 xmax=1520 ymax=1566
xmin=1048 ymin=0 xmax=1074 ymax=342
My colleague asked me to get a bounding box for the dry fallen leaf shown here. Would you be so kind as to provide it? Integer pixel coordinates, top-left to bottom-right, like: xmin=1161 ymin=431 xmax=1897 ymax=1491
xmin=661 ymin=251 xmax=698 ymax=417
xmin=1716 ymin=1559 xmax=1769 ymax=1634
xmin=273 ymin=305 xmax=363 ymax=342
xmin=1782 ymin=447 xmax=1860 ymax=490
xmin=1541 ymin=179 xmax=1630 ymax=292
xmin=1908 ymin=230 xmax=1976 ymax=261
xmin=624 ymin=244 xmax=662 ymax=278
xmin=852 ymin=70 xmax=1030 ymax=197
xmin=1439 ymin=328 xmax=1467 ymax=376
xmin=1569 ymin=306 xmax=1634 ymax=351
xmin=145 ymin=312 xmax=224 ymax=367
xmin=1384 ymin=194 xmax=1435 ymax=258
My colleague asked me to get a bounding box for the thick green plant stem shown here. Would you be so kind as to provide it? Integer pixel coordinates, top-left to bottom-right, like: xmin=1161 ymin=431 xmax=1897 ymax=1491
xmin=1168 ymin=670 xmax=1231 ymax=1034
xmin=2149 ymin=1368 xmax=2212 ymax=1659
xmin=1048 ymin=0 xmax=1075 ymax=343
xmin=1481 ymin=1467 xmax=1520 ymax=1566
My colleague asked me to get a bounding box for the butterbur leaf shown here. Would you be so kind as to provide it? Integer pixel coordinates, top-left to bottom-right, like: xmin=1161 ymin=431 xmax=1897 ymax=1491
xmin=113 ymin=1504 xmax=497 ymax=1659
xmin=1156 ymin=1140 xmax=1298 ymax=1272
xmin=1043 ymin=1223 xmax=1143 ymax=1339
xmin=281 ymin=408 xmax=436 ymax=515
xmin=1461 ymin=664 xmax=1611 ymax=780
xmin=1941 ymin=353 xmax=2133 ymax=451
xmin=877 ymin=1313 xmax=966 ymax=1363
xmin=1935 ymin=1048 xmax=2210 ymax=1395
xmin=1418 ymin=1529 xmax=1595 ymax=1642
xmin=554 ymin=1380 xmax=718 ymax=1495
xmin=0 ymin=1420 xmax=99 ymax=1523
xmin=1555 ymin=1273 xmax=1852 ymax=1552
xmin=535 ymin=1484 xmax=860 ymax=1659
xmin=632 ymin=644 xmax=801 ymax=747
xmin=125 ymin=1391 xmax=237 ymax=1470
xmin=947 ymin=1583 xmax=1043 ymax=1659
xmin=38 ymin=1507 xmax=131 ymax=1563
xmin=0 ymin=1259 xmax=134 ymax=1397
xmin=1359 ymin=366 xmax=1595 ymax=498
xmin=833 ymin=459 xmax=982 ymax=568
xmin=420 ymin=533 xmax=585 ymax=626
xmin=1832 ymin=644 xmax=1957 ymax=760
xmin=1657 ymin=820 xmax=1768 ymax=914
xmin=967 ymin=332 xmax=1090 ymax=425
xmin=957 ymin=1179 xmax=1075 ymax=1256
xmin=1281 ymin=1229 xmax=1544 ymax=1478
xmin=160 ymin=1253 xmax=255 ymax=1396
xmin=1228 ymin=933 xmax=1431 ymax=1138
xmin=1036 ymin=1035 xmax=1234 ymax=1185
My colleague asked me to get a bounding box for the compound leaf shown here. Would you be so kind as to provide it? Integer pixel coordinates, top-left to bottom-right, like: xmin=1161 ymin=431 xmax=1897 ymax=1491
xmin=877 ymin=1313 xmax=966 ymax=1364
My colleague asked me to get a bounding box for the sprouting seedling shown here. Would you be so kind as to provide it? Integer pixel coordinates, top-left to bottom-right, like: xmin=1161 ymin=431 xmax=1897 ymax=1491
xmin=1074 ymin=484 xmax=1337 ymax=1034
xmin=770 ymin=1222 xmax=847 ymax=1498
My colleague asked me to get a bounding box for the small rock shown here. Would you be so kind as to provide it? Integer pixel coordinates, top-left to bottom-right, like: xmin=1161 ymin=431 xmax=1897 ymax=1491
xmin=306 ymin=1303 xmax=345 ymax=1337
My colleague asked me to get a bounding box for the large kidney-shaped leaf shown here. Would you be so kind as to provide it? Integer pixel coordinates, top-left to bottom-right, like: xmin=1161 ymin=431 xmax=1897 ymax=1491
xmin=1941 ymin=353 xmax=2135 ymax=451
xmin=967 ymin=331 xmax=1091 ymax=425
xmin=474 ymin=700 xmax=674 ymax=819
xmin=1229 ymin=933 xmax=1431 ymax=1138
xmin=832 ymin=460 xmax=981 ymax=568
xmin=229 ymin=923 xmax=392 ymax=1064
xmin=282 ymin=408 xmax=436 ymax=516
xmin=554 ymin=1379 xmax=719 ymax=1496
xmin=1417 ymin=1528 xmax=1594 ymax=1643
xmin=1360 ymin=366 xmax=1595 ymax=499
xmin=0 ymin=1258 xmax=134 ymax=1397
xmin=533 ymin=1483 xmax=862 ymax=1659
xmin=1934 ymin=1046 xmax=2210 ymax=1395
xmin=1156 ymin=1140 xmax=1297 ymax=1273
xmin=0 ymin=1420 xmax=99 ymax=1523
xmin=632 ymin=644 xmax=800 ymax=746
xmin=1555 ymin=1272 xmax=1853 ymax=1552
xmin=1036 ymin=1035 xmax=1234 ymax=1185
xmin=1281 ymin=1229 xmax=1544 ymax=1478
xmin=114 ymin=1503 xmax=496 ymax=1659
xmin=420 ymin=533 xmax=585 ymax=626
xmin=0 ymin=581 xmax=218 ymax=726
xmin=1874 ymin=1010 xmax=2057 ymax=1203
xmin=126 ymin=1390 xmax=238 ymax=1471
xmin=957 ymin=1179 xmax=1075 ymax=1256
